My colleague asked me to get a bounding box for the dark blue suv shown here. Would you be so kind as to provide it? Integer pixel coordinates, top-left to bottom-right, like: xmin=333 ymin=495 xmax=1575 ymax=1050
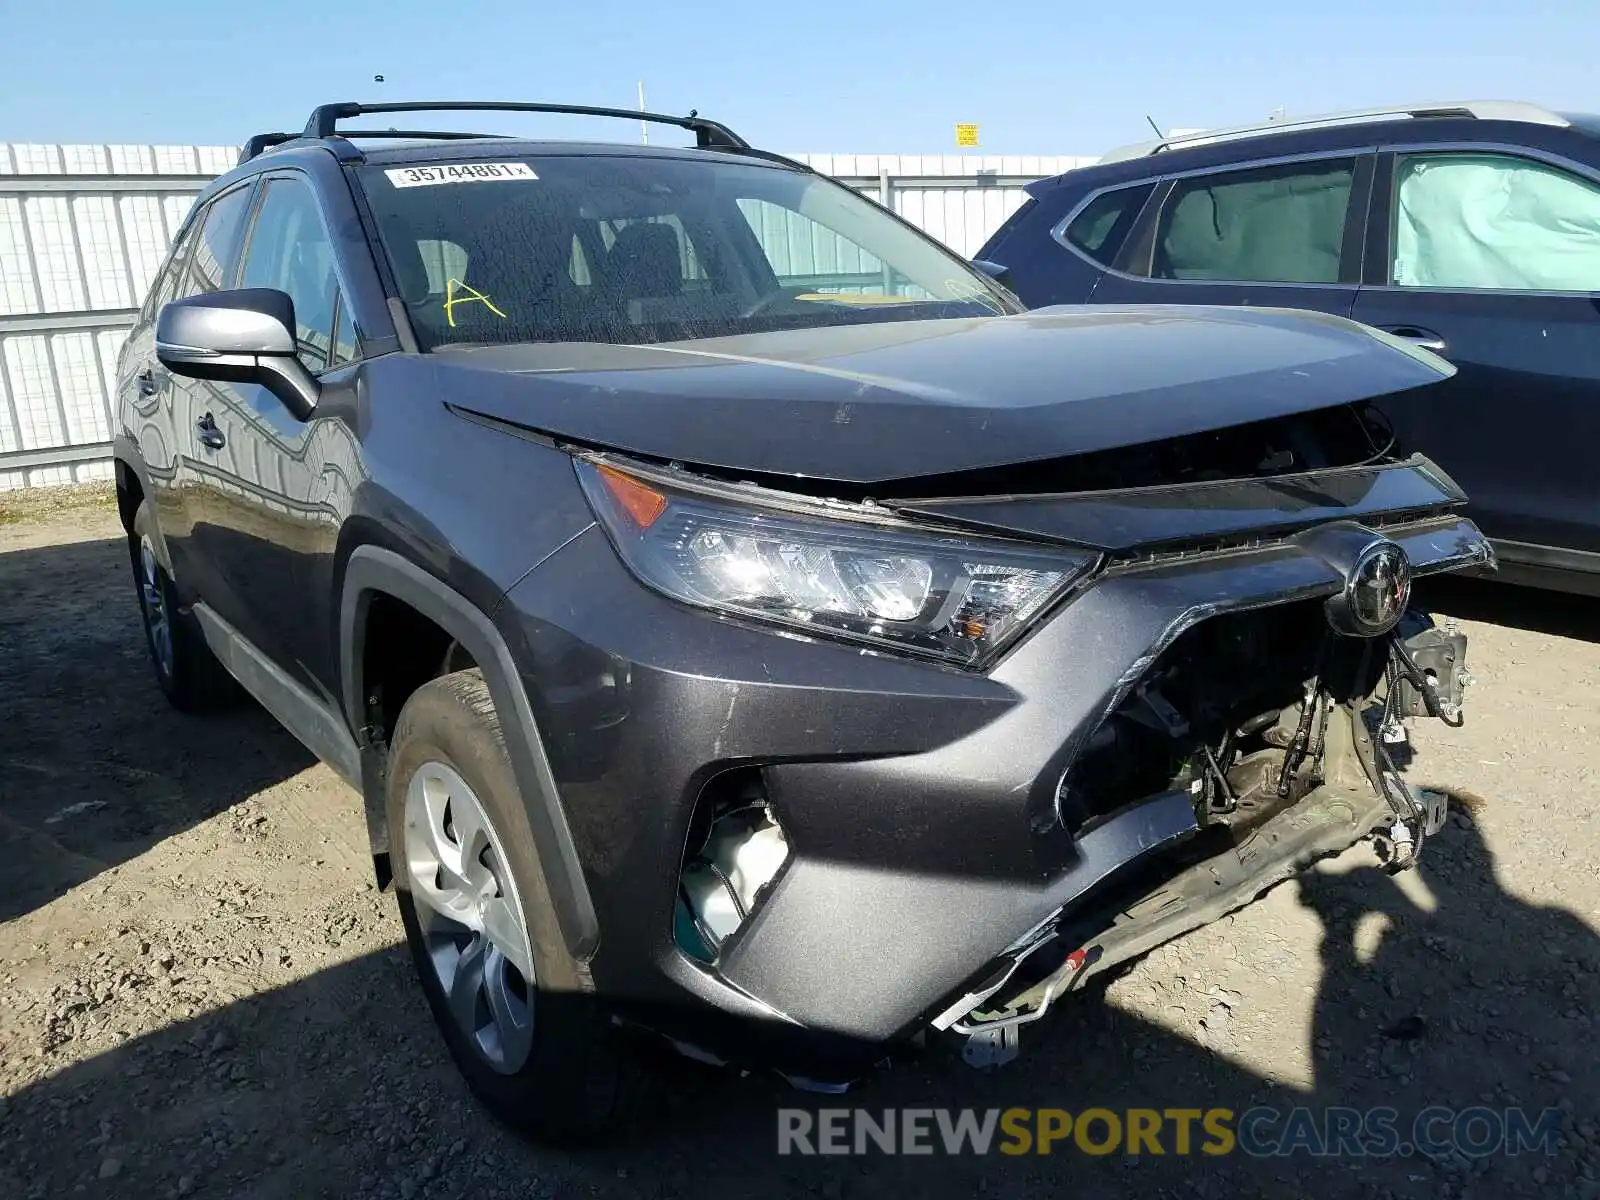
xmin=978 ymin=101 xmax=1600 ymax=595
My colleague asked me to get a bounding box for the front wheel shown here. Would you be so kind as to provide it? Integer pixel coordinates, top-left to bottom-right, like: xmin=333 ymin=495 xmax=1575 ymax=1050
xmin=386 ymin=669 xmax=628 ymax=1140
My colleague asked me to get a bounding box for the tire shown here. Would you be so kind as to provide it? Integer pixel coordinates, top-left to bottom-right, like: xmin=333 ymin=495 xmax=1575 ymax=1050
xmin=128 ymin=500 xmax=239 ymax=712
xmin=386 ymin=669 xmax=628 ymax=1141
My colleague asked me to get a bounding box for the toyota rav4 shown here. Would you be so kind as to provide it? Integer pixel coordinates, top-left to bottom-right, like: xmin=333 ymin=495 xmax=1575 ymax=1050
xmin=114 ymin=100 xmax=1492 ymax=1139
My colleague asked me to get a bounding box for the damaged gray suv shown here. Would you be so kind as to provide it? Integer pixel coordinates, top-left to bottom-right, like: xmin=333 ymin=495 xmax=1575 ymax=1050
xmin=113 ymin=101 xmax=1493 ymax=1139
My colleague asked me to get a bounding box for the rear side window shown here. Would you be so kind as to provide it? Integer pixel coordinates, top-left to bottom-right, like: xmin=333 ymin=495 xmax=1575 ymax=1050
xmin=144 ymin=217 xmax=202 ymax=317
xmin=1062 ymin=184 xmax=1154 ymax=265
xmin=1153 ymin=159 xmax=1357 ymax=283
xmin=1391 ymin=152 xmax=1600 ymax=291
xmin=181 ymin=186 xmax=253 ymax=298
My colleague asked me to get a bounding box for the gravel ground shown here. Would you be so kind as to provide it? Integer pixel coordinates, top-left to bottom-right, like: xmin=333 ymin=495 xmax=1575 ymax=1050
xmin=1 ymin=490 xmax=1596 ymax=1200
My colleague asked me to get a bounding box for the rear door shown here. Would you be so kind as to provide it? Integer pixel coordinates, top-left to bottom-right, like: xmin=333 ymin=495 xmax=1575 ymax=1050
xmin=1351 ymin=148 xmax=1600 ymax=569
xmin=118 ymin=212 xmax=201 ymax=564
xmin=1090 ymin=153 xmax=1374 ymax=320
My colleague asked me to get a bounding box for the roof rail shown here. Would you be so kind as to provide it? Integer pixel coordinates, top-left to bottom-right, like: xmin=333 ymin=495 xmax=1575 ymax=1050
xmin=238 ymin=133 xmax=294 ymax=164
xmin=1098 ymin=100 xmax=1572 ymax=164
xmin=299 ymin=101 xmax=749 ymax=151
xmin=238 ymin=129 xmax=512 ymax=164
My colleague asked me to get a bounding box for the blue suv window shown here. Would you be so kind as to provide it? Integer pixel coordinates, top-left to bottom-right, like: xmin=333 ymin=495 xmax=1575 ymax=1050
xmin=1062 ymin=184 xmax=1154 ymax=265
xmin=1391 ymin=152 xmax=1600 ymax=292
xmin=1153 ymin=159 xmax=1357 ymax=284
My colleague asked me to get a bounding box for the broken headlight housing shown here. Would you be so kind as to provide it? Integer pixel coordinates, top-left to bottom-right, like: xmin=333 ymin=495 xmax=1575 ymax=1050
xmin=577 ymin=457 xmax=1095 ymax=667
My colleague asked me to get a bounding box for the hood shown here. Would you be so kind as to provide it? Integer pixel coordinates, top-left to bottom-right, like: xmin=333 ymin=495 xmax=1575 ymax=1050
xmin=438 ymin=305 xmax=1452 ymax=486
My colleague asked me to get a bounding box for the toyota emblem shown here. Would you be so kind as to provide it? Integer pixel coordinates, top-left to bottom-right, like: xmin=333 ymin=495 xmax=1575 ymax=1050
xmin=1327 ymin=540 xmax=1412 ymax=637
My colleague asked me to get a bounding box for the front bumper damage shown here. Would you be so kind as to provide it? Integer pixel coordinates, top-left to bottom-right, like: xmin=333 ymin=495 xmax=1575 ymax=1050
xmin=503 ymin=502 xmax=1491 ymax=1082
xmin=942 ymin=691 xmax=1452 ymax=1069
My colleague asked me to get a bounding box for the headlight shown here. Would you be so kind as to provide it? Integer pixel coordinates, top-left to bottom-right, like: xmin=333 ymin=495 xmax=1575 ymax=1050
xmin=576 ymin=457 xmax=1095 ymax=667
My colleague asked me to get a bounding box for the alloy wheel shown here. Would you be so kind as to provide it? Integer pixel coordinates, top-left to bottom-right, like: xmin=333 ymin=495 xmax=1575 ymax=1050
xmin=403 ymin=760 xmax=536 ymax=1074
xmin=138 ymin=536 xmax=173 ymax=678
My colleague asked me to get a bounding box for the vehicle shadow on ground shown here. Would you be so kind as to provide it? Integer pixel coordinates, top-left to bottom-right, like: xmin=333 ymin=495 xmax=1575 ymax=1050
xmin=0 ymin=536 xmax=315 ymax=924
xmin=4 ymin=807 xmax=1593 ymax=1199
xmin=1417 ymin=574 xmax=1600 ymax=644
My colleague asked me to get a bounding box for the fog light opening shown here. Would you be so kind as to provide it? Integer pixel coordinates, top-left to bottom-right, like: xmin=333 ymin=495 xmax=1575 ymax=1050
xmin=674 ymin=776 xmax=790 ymax=963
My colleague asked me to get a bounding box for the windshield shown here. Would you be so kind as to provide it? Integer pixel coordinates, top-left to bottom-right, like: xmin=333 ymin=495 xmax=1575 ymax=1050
xmin=357 ymin=153 xmax=1019 ymax=350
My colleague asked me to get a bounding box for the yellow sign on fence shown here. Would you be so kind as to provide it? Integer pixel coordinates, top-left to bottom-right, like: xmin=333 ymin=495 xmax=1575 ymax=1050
xmin=955 ymin=123 xmax=980 ymax=148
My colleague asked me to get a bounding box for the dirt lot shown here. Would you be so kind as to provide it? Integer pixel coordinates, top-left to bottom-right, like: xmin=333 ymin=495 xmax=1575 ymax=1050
xmin=1 ymin=489 xmax=1597 ymax=1200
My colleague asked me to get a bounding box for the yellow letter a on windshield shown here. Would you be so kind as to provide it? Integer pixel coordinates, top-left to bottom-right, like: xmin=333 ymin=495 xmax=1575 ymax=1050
xmin=443 ymin=278 xmax=508 ymax=328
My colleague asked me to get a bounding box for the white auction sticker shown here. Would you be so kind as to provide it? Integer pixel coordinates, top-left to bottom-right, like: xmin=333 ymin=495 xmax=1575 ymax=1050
xmin=383 ymin=162 xmax=538 ymax=188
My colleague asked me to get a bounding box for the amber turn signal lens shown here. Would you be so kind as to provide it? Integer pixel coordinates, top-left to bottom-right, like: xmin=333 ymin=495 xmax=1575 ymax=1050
xmin=597 ymin=464 xmax=669 ymax=529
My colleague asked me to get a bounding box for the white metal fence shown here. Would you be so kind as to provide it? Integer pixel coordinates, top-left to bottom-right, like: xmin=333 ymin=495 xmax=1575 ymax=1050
xmin=0 ymin=143 xmax=1091 ymax=489
xmin=791 ymin=153 xmax=1093 ymax=257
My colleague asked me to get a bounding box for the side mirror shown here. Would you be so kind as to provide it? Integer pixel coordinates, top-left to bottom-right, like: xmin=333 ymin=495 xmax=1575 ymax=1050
xmin=156 ymin=289 xmax=319 ymax=421
xmin=971 ymin=259 xmax=1014 ymax=290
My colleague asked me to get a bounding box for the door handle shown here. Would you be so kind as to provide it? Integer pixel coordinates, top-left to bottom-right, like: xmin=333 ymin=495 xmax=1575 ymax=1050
xmin=136 ymin=369 xmax=158 ymax=398
xmin=1380 ymin=326 xmax=1448 ymax=353
xmin=195 ymin=413 xmax=226 ymax=450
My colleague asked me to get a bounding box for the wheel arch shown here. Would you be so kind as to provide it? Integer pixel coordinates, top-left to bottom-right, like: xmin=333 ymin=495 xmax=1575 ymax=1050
xmin=339 ymin=544 xmax=600 ymax=962
xmin=112 ymin=440 xmax=166 ymax=568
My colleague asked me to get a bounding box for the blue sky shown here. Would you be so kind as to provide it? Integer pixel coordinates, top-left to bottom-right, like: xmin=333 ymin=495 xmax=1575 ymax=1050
xmin=0 ymin=0 xmax=1591 ymax=155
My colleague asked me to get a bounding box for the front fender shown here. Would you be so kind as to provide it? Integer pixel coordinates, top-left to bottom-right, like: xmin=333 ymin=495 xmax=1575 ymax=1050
xmin=338 ymin=544 xmax=600 ymax=967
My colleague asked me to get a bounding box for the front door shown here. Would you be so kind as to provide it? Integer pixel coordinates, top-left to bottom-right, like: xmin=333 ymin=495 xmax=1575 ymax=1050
xmin=1351 ymin=149 xmax=1600 ymax=568
xmin=1090 ymin=154 xmax=1373 ymax=321
xmin=155 ymin=183 xmax=254 ymax=603
xmin=194 ymin=174 xmax=360 ymax=695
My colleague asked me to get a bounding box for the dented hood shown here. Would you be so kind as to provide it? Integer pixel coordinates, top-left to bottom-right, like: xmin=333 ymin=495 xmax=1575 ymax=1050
xmin=438 ymin=305 xmax=1452 ymax=485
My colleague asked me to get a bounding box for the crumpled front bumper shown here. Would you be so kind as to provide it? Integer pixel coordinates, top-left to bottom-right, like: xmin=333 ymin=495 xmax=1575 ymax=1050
xmin=937 ymin=703 xmax=1452 ymax=1069
xmin=503 ymin=510 xmax=1490 ymax=1069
